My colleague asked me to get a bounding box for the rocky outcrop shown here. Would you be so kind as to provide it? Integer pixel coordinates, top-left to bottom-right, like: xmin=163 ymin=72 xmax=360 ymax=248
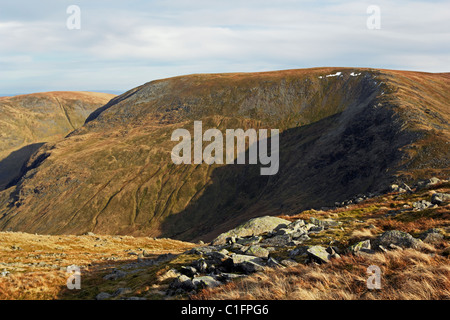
xmin=212 ymin=216 xmax=290 ymax=245
xmin=373 ymin=230 xmax=421 ymax=250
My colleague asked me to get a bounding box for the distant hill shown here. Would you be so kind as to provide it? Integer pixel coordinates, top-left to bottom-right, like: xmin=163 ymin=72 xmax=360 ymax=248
xmin=0 ymin=68 xmax=448 ymax=241
xmin=0 ymin=91 xmax=116 ymax=190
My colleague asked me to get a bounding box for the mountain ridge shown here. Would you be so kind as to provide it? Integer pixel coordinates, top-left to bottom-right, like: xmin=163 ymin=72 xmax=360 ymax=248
xmin=0 ymin=68 xmax=448 ymax=242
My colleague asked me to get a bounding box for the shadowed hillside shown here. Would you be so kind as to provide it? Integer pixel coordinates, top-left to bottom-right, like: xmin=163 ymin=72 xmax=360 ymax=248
xmin=0 ymin=91 xmax=116 ymax=189
xmin=0 ymin=68 xmax=448 ymax=241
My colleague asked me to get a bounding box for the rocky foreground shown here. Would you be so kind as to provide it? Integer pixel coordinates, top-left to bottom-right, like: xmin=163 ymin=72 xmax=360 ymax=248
xmin=0 ymin=177 xmax=449 ymax=300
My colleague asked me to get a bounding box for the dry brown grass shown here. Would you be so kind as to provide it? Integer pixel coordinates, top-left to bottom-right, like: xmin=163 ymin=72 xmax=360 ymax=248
xmin=0 ymin=231 xmax=194 ymax=300
xmin=194 ymin=248 xmax=450 ymax=300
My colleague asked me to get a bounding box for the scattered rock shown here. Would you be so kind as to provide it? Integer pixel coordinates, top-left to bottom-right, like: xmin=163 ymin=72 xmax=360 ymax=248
xmin=96 ymin=292 xmax=112 ymax=300
xmin=400 ymin=183 xmax=413 ymax=193
xmin=354 ymin=249 xmax=376 ymax=257
xmin=261 ymin=234 xmax=293 ymax=247
xmin=236 ymin=236 xmax=262 ymax=246
xmin=389 ymin=244 xmax=403 ymax=250
xmin=170 ymin=275 xmax=195 ymax=291
xmin=217 ymin=273 xmax=246 ymax=282
xmin=227 ymin=254 xmax=266 ymax=274
xmin=192 ymin=276 xmax=222 ymax=289
xmin=186 ymin=246 xmax=217 ymax=255
xmin=228 ymin=243 xmax=244 ymax=252
xmin=113 ymin=288 xmax=132 ymax=296
xmin=417 ymin=177 xmax=442 ymax=190
xmin=245 ymin=245 xmax=269 ymax=259
xmin=412 ymin=200 xmax=434 ymax=210
xmin=309 ymin=217 xmax=339 ymax=228
xmin=288 ymin=219 xmax=305 ymax=230
xmin=124 ymin=296 xmax=147 ymax=300
xmin=212 ymin=216 xmax=291 ymax=245
xmin=205 ymin=250 xmax=230 ymax=263
xmin=431 ymin=193 xmax=450 ymax=205
xmin=180 ymin=266 xmax=198 ymax=277
xmin=309 ymin=226 xmax=325 ymax=233
xmin=103 ymin=269 xmax=127 ymax=281
xmin=266 ymin=257 xmax=284 ymax=268
xmin=192 ymin=258 xmax=208 ymax=273
xmin=378 ymin=245 xmax=388 ymax=253
xmin=348 ymin=240 xmax=371 ymax=253
xmin=289 ymin=246 xmax=311 ymax=258
xmin=280 ymin=259 xmax=299 ymax=267
xmin=374 ymin=230 xmax=420 ymax=250
xmin=419 ymin=229 xmax=444 ymax=244
xmin=307 ymin=246 xmax=332 ymax=263
xmin=426 ymin=177 xmax=441 ymax=187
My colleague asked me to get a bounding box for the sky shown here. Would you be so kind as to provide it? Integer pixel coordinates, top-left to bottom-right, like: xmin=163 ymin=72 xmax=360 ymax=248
xmin=0 ymin=0 xmax=449 ymax=95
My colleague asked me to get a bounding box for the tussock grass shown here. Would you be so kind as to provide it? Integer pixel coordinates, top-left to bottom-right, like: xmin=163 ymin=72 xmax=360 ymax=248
xmin=194 ymin=248 xmax=450 ymax=300
xmin=0 ymin=231 xmax=194 ymax=300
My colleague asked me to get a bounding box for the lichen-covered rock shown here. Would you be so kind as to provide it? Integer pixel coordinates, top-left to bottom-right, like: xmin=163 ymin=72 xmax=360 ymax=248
xmin=240 ymin=261 xmax=265 ymax=273
xmin=261 ymin=234 xmax=293 ymax=247
xmin=170 ymin=275 xmax=196 ymax=291
xmin=236 ymin=236 xmax=262 ymax=246
xmin=229 ymin=253 xmax=265 ymax=265
xmin=212 ymin=216 xmax=291 ymax=245
xmin=226 ymin=253 xmax=266 ymax=274
xmin=348 ymin=240 xmax=371 ymax=253
xmin=205 ymin=250 xmax=230 ymax=263
xmin=288 ymin=219 xmax=306 ymax=230
xmin=180 ymin=266 xmax=197 ymax=277
xmin=419 ymin=229 xmax=444 ymax=244
xmin=192 ymin=276 xmax=222 ymax=289
xmin=289 ymin=245 xmax=311 ymax=257
xmin=191 ymin=258 xmax=208 ymax=273
xmin=245 ymin=245 xmax=270 ymax=258
xmin=374 ymin=230 xmax=420 ymax=249
xmin=309 ymin=217 xmax=339 ymax=228
xmin=307 ymin=246 xmax=332 ymax=263
xmin=280 ymin=259 xmax=299 ymax=267
xmin=412 ymin=200 xmax=434 ymax=210
xmin=431 ymin=193 xmax=450 ymax=205
xmin=426 ymin=177 xmax=441 ymax=187
xmin=266 ymin=257 xmax=284 ymax=268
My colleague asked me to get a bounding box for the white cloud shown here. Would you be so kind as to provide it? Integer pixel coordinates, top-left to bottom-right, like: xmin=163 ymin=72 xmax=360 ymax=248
xmin=0 ymin=0 xmax=449 ymax=94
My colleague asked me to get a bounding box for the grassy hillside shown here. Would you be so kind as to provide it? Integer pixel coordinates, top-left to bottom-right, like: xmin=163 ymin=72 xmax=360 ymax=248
xmin=0 ymin=68 xmax=448 ymax=242
xmin=0 ymin=180 xmax=448 ymax=300
xmin=0 ymin=91 xmax=116 ymax=189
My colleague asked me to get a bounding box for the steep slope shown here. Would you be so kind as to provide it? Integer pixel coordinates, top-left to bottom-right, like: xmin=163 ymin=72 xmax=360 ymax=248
xmin=0 ymin=91 xmax=116 ymax=189
xmin=0 ymin=68 xmax=448 ymax=241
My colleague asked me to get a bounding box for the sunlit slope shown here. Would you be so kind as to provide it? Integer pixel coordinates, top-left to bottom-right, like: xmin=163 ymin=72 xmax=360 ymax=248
xmin=0 ymin=68 xmax=448 ymax=241
xmin=0 ymin=91 xmax=116 ymax=189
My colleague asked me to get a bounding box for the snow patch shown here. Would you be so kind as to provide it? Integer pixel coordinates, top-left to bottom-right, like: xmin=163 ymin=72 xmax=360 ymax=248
xmin=326 ymin=72 xmax=342 ymax=78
